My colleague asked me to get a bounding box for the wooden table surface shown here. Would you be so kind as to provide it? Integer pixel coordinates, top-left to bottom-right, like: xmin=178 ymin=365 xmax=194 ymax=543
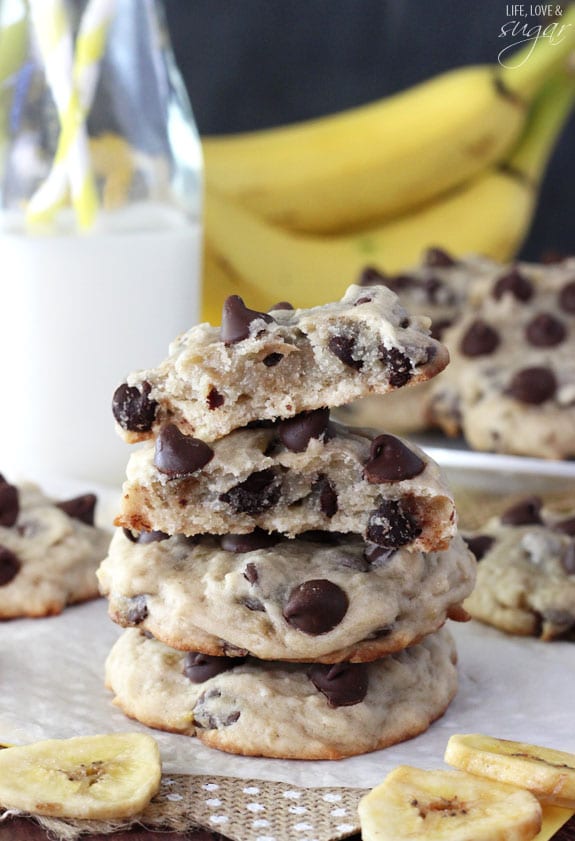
xmin=1 ymin=817 xmax=575 ymax=840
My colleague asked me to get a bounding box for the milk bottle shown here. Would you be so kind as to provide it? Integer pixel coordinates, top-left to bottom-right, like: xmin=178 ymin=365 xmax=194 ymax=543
xmin=0 ymin=0 xmax=203 ymax=486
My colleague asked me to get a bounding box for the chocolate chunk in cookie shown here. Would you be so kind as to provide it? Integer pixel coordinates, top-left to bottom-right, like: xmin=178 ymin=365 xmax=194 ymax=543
xmin=278 ymin=408 xmax=330 ymax=452
xmin=379 ymin=346 xmax=413 ymax=387
xmin=364 ymin=435 xmax=425 ymax=483
xmin=366 ymin=500 xmax=421 ymax=548
xmin=154 ymin=424 xmax=214 ymax=478
xmin=463 ymin=534 xmax=495 ymax=561
xmin=501 ymin=497 xmax=543 ymax=526
xmin=0 ymin=546 xmax=20 ymax=585
xmin=219 ymin=469 xmax=281 ymax=515
xmin=56 ymin=493 xmax=97 ymax=526
xmin=183 ymin=652 xmax=243 ymax=683
xmin=492 ymin=268 xmax=534 ymax=302
xmin=0 ymin=476 xmax=19 ymax=527
xmin=559 ymin=280 xmax=575 ymax=313
xmin=112 ymin=381 xmax=157 ymax=432
xmin=283 ymin=579 xmax=348 ymax=634
xmin=221 ymin=530 xmax=279 ymax=553
xmin=328 ymin=334 xmax=363 ymax=370
xmin=508 ymin=366 xmax=557 ymax=404
xmin=460 ymin=319 xmax=500 ymax=357
xmin=221 ymin=295 xmax=274 ymax=344
xmin=525 ymin=313 xmax=566 ymax=347
xmin=308 ymin=662 xmax=368 ymax=707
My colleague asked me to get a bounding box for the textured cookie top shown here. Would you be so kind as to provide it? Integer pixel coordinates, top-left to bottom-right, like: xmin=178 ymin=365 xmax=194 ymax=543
xmin=463 ymin=496 xmax=575 ymax=639
xmin=98 ymin=529 xmax=475 ymax=662
xmin=116 ymin=416 xmax=457 ymax=552
xmin=428 ymin=258 xmax=575 ymax=458
xmin=0 ymin=475 xmax=111 ymax=617
xmin=112 ymin=284 xmax=449 ymax=443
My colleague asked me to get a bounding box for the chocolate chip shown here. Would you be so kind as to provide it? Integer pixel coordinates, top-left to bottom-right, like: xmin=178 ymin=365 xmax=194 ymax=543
xmin=366 ymin=500 xmax=421 ymax=548
xmin=501 ymin=496 xmax=543 ymax=526
xmin=56 ymin=493 xmax=97 ymax=526
xmin=358 ymin=266 xmax=387 ymax=286
xmin=278 ymin=408 xmax=330 ymax=452
xmin=137 ymin=530 xmax=170 ymax=544
xmin=241 ymin=596 xmax=265 ymax=611
xmin=112 ymin=380 xmax=157 ymax=432
xmin=207 ymin=387 xmax=225 ymax=410
xmin=220 ymin=529 xmax=279 ymax=553
xmin=328 ymin=335 xmax=362 ymax=370
xmin=219 ymin=469 xmax=281 ymax=514
xmin=338 ymin=553 xmax=370 ymax=572
xmin=364 ymin=435 xmax=425 ymax=483
xmin=430 ymin=318 xmax=453 ymax=341
xmin=283 ymin=579 xmax=348 ymax=635
xmin=554 ymin=516 xmax=575 ymax=537
xmin=525 ymin=313 xmax=566 ymax=347
xmin=561 ymin=543 xmax=575 ymax=574
xmin=508 ymin=367 xmax=556 ymax=404
xmin=308 ymin=662 xmax=368 ymax=707
xmin=354 ymin=295 xmax=374 ymax=306
xmin=424 ymin=247 xmax=457 ymax=267
xmin=243 ymin=562 xmax=258 ymax=583
xmin=364 ymin=544 xmax=396 ymax=567
xmin=269 ymin=301 xmax=294 ymax=311
xmin=125 ymin=595 xmax=148 ymax=625
xmin=221 ymin=295 xmax=274 ymax=344
xmin=183 ymin=652 xmax=242 ymax=683
xmin=463 ymin=534 xmax=495 ymax=561
xmin=312 ymin=475 xmax=338 ymax=518
xmin=492 ymin=268 xmax=533 ymax=302
xmin=0 ymin=546 xmax=20 ymax=585
xmin=559 ymin=280 xmax=575 ymax=313
xmin=378 ymin=346 xmax=413 ymax=387
xmin=460 ymin=319 xmax=500 ymax=357
xmin=262 ymin=352 xmax=283 ymax=367
xmin=0 ymin=476 xmax=19 ymax=527
xmin=154 ymin=424 xmax=214 ymax=477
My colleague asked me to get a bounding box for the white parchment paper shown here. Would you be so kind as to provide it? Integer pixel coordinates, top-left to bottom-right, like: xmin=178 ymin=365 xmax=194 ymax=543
xmin=2 ymin=598 xmax=574 ymax=790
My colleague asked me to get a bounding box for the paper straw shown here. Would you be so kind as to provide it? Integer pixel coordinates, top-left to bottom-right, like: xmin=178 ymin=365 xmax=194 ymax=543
xmin=26 ymin=0 xmax=118 ymax=230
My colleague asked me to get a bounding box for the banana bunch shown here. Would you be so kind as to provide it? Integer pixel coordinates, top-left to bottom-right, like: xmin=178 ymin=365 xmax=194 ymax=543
xmin=358 ymin=733 xmax=575 ymax=841
xmin=201 ymin=14 xmax=575 ymax=322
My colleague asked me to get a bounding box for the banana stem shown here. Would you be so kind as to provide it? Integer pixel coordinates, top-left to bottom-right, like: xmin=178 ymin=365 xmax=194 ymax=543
xmin=499 ymin=4 xmax=575 ymax=97
xmin=507 ymin=74 xmax=575 ymax=182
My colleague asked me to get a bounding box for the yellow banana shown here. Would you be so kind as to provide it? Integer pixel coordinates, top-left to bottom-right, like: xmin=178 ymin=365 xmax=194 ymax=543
xmin=202 ymin=14 xmax=575 ymax=235
xmin=202 ymin=75 xmax=575 ymax=318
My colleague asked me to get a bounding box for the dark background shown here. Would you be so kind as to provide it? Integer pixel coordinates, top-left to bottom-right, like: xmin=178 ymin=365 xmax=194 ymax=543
xmin=163 ymin=0 xmax=575 ymax=262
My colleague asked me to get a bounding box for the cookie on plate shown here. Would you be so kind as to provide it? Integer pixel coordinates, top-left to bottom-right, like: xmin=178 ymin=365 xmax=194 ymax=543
xmin=112 ymin=283 xmax=449 ymax=444
xmin=463 ymin=496 xmax=575 ymax=639
xmin=116 ymin=415 xmax=456 ymax=553
xmin=427 ymin=257 xmax=575 ymax=459
xmin=333 ymin=249 xmax=499 ymax=434
xmin=0 ymin=476 xmax=111 ymax=618
xmin=105 ymin=626 xmax=458 ymax=759
xmin=98 ymin=529 xmax=475 ymax=662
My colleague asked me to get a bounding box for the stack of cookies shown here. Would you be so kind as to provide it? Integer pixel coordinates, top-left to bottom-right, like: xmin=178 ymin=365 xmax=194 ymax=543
xmin=99 ymin=284 xmax=476 ymax=759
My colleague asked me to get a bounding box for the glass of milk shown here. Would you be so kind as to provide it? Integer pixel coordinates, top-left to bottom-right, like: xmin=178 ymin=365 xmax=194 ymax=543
xmin=0 ymin=0 xmax=203 ymax=487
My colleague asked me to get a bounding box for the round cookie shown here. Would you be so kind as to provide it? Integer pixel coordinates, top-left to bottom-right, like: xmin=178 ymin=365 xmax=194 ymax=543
xmin=105 ymin=626 xmax=458 ymax=759
xmin=0 ymin=477 xmax=111 ymax=618
xmin=428 ymin=257 xmax=575 ymax=458
xmin=463 ymin=496 xmax=575 ymax=639
xmin=98 ymin=529 xmax=475 ymax=662
xmin=333 ymin=250 xmax=499 ymax=434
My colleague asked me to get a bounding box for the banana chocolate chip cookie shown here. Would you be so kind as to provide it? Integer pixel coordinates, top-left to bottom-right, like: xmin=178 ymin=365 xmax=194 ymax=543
xmin=105 ymin=626 xmax=458 ymax=759
xmin=97 ymin=529 xmax=475 ymax=663
xmin=0 ymin=476 xmax=111 ymax=618
xmin=112 ymin=283 xmax=449 ymax=444
xmin=334 ymin=249 xmax=499 ymax=434
xmin=463 ymin=496 xmax=575 ymax=639
xmin=116 ymin=416 xmax=456 ymax=552
xmin=428 ymin=257 xmax=575 ymax=459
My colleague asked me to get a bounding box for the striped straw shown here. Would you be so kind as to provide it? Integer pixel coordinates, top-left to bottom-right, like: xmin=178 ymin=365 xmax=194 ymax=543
xmin=26 ymin=0 xmax=118 ymax=230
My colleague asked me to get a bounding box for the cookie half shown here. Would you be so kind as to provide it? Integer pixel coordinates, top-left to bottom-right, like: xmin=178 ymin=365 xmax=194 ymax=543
xmin=105 ymin=627 xmax=458 ymax=760
xmin=116 ymin=419 xmax=456 ymax=553
xmin=98 ymin=529 xmax=474 ymax=662
xmin=112 ymin=283 xmax=448 ymax=444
